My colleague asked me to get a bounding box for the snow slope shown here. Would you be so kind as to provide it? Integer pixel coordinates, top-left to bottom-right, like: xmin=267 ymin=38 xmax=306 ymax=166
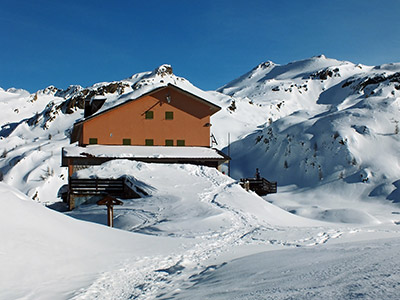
xmin=0 ymin=182 xmax=184 ymax=300
xmin=58 ymin=161 xmax=400 ymax=299
xmin=175 ymin=237 xmax=400 ymax=299
xmin=0 ymin=161 xmax=347 ymax=299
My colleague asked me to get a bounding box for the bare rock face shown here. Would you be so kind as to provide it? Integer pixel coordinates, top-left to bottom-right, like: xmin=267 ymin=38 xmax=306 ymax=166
xmin=61 ymin=81 xmax=129 ymax=114
xmin=155 ymin=64 xmax=173 ymax=77
xmin=310 ymin=67 xmax=340 ymax=80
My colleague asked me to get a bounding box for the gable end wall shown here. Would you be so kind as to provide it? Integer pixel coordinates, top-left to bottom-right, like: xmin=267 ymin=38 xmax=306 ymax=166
xmin=80 ymin=87 xmax=212 ymax=147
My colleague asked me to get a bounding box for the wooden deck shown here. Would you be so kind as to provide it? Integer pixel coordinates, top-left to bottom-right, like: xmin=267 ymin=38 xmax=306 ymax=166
xmin=67 ymin=177 xmax=145 ymax=210
xmin=69 ymin=178 xmax=125 ymax=196
xmin=240 ymin=177 xmax=277 ymax=196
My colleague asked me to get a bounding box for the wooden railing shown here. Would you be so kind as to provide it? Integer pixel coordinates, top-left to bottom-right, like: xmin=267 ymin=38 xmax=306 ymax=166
xmin=69 ymin=178 xmax=125 ymax=196
xmin=240 ymin=177 xmax=277 ymax=196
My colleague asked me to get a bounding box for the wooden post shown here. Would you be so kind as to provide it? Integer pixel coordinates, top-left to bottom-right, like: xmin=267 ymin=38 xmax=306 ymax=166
xmin=68 ymin=158 xmax=73 ymax=177
xmin=108 ymin=204 xmax=113 ymax=227
xmin=245 ymin=180 xmax=250 ymax=192
xmin=97 ymin=195 xmax=123 ymax=227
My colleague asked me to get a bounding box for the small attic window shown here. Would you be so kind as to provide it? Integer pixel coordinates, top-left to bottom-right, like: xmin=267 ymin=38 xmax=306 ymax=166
xmin=145 ymin=111 xmax=154 ymax=119
xmin=165 ymin=111 xmax=174 ymax=120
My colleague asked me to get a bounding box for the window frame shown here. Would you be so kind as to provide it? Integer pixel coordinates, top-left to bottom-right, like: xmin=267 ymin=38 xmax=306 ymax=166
xmin=145 ymin=139 xmax=154 ymax=146
xmin=122 ymin=138 xmax=131 ymax=145
xmin=165 ymin=111 xmax=174 ymax=120
xmin=145 ymin=111 xmax=154 ymax=119
xmin=165 ymin=139 xmax=174 ymax=146
xmin=177 ymin=139 xmax=185 ymax=146
xmin=89 ymin=138 xmax=98 ymax=145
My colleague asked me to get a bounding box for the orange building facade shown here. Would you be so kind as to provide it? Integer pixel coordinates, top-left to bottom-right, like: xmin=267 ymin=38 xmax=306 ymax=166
xmin=63 ymin=84 xmax=229 ymax=209
xmin=71 ymin=84 xmax=220 ymax=147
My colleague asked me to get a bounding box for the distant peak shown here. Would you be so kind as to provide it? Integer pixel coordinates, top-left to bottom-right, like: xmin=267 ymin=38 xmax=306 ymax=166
xmin=154 ymin=64 xmax=173 ymax=77
xmin=257 ymin=61 xmax=275 ymax=70
xmin=313 ymin=54 xmax=327 ymax=59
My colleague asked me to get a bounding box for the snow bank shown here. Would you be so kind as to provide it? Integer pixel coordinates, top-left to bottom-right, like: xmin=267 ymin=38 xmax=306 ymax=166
xmin=0 ymin=183 xmax=183 ymax=300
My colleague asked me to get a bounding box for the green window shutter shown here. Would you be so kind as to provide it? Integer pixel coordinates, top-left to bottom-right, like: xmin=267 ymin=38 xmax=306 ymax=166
xmin=145 ymin=139 xmax=154 ymax=146
xmin=165 ymin=111 xmax=174 ymax=120
xmin=123 ymin=138 xmax=131 ymax=145
xmin=177 ymin=140 xmax=185 ymax=146
xmin=89 ymin=138 xmax=98 ymax=144
xmin=145 ymin=111 xmax=154 ymax=119
xmin=165 ymin=139 xmax=173 ymax=146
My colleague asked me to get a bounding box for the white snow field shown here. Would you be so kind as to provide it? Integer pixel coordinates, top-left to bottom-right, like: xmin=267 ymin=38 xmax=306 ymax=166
xmin=1 ymin=161 xmax=400 ymax=299
xmin=174 ymin=237 xmax=400 ymax=300
xmin=1 ymin=57 xmax=400 ymax=299
xmin=0 ymin=182 xmax=185 ymax=300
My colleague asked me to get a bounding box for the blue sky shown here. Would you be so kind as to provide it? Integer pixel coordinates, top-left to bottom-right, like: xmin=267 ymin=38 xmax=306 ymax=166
xmin=1 ymin=0 xmax=400 ymax=92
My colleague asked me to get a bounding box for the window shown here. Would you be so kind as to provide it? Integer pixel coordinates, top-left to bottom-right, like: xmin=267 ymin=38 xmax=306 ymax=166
xmin=89 ymin=138 xmax=98 ymax=144
xmin=145 ymin=139 xmax=154 ymax=146
xmin=177 ymin=140 xmax=185 ymax=146
xmin=123 ymin=138 xmax=131 ymax=145
xmin=165 ymin=139 xmax=173 ymax=146
xmin=145 ymin=111 xmax=154 ymax=119
xmin=165 ymin=111 xmax=174 ymax=120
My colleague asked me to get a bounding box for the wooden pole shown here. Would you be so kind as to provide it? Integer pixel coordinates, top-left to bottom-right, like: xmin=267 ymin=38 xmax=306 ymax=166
xmin=107 ymin=204 xmax=113 ymax=227
xmin=97 ymin=195 xmax=123 ymax=228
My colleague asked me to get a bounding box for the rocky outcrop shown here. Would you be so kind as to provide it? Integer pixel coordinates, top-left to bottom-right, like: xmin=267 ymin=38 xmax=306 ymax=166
xmin=61 ymin=81 xmax=130 ymax=114
xmin=155 ymin=64 xmax=173 ymax=77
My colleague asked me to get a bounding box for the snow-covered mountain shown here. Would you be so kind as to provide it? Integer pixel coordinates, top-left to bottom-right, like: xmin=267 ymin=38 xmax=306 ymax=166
xmin=215 ymin=55 xmax=400 ymax=202
xmin=2 ymin=57 xmax=400 ymax=299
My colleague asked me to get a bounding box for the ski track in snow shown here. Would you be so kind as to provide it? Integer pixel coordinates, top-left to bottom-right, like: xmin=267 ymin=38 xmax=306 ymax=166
xmin=71 ymin=171 xmax=347 ymax=300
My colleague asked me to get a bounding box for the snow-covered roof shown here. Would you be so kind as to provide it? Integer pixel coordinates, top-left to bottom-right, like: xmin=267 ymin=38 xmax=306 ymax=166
xmin=63 ymin=145 xmax=228 ymax=160
xmin=79 ymin=83 xmax=221 ymax=123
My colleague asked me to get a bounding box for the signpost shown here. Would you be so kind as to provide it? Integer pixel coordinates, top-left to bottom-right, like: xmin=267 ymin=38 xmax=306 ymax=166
xmin=97 ymin=195 xmax=123 ymax=227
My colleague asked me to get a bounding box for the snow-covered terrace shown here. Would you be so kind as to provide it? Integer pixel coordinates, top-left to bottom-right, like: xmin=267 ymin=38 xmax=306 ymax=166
xmin=62 ymin=145 xmax=230 ymax=168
